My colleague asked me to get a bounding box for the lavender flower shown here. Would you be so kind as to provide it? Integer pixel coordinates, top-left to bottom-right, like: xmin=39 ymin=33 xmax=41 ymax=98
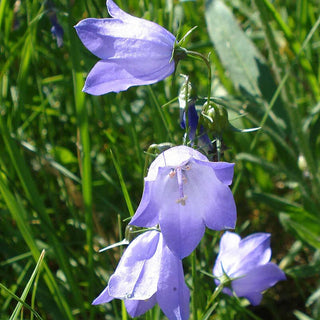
xmin=75 ymin=0 xmax=176 ymax=95
xmin=180 ymin=102 xmax=213 ymax=153
xmin=130 ymin=146 xmax=236 ymax=258
xmin=93 ymin=230 xmax=190 ymax=320
xmin=46 ymin=1 xmax=64 ymax=47
xmin=213 ymin=232 xmax=286 ymax=306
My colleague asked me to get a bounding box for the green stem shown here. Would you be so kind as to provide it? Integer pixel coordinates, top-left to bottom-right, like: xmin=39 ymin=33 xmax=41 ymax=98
xmin=205 ymin=283 xmax=224 ymax=310
xmin=147 ymin=86 xmax=173 ymax=142
xmin=191 ymin=251 xmax=198 ymax=320
xmin=186 ymin=50 xmax=212 ymax=105
xmin=216 ymin=136 xmax=221 ymax=161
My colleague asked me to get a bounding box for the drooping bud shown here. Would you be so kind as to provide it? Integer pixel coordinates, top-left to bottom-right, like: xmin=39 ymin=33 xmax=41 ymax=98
xmin=201 ymin=102 xmax=229 ymax=136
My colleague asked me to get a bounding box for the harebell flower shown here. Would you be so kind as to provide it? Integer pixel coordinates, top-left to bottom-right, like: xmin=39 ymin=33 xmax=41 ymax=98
xmin=213 ymin=231 xmax=286 ymax=305
xmin=130 ymin=146 xmax=237 ymax=258
xmin=93 ymin=230 xmax=190 ymax=319
xmin=75 ymin=0 xmax=176 ymax=95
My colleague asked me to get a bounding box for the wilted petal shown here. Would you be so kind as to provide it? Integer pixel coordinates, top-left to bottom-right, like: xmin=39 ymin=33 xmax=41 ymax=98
xmin=157 ymin=240 xmax=190 ymax=320
xmin=108 ymin=230 xmax=161 ymax=300
xmin=125 ymin=294 xmax=157 ymax=317
xmin=180 ymin=103 xmax=199 ymax=139
xmin=232 ymin=263 xmax=286 ymax=305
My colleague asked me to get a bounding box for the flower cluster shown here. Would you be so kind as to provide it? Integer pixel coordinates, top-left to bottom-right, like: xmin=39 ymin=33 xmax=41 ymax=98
xmin=76 ymin=1 xmax=286 ymax=319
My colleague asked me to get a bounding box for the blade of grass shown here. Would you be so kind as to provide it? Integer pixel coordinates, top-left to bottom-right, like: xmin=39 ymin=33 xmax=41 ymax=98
xmin=67 ymin=4 xmax=94 ymax=317
xmin=0 ymin=0 xmax=8 ymax=30
xmin=0 ymin=174 xmax=74 ymax=319
xmin=0 ymin=114 xmax=83 ymax=309
xmin=110 ymin=149 xmax=135 ymax=217
xmin=259 ymin=0 xmax=320 ymax=100
xmin=233 ymin=14 xmax=320 ymax=200
xmin=1 ymin=259 xmax=33 ymax=312
xmin=147 ymin=86 xmax=174 ymax=142
xmin=0 ymin=284 xmax=43 ymax=320
xmin=9 ymin=250 xmax=45 ymax=320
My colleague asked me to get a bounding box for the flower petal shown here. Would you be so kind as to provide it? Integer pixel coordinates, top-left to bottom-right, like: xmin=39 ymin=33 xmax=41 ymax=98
xmin=219 ymin=231 xmax=241 ymax=253
xmin=108 ymin=230 xmax=161 ymax=300
xmin=125 ymin=294 xmax=157 ymax=317
xmin=157 ymin=240 xmax=190 ymax=320
xmin=92 ymin=286 xmax=114 ymax=305
xmin=185 ymin=162 xmax=236 ymax=230
xmin=106 ymin=0 xmax=176 ymax=45
xmin=148 ymin=146 xmax=208 ymax=177
xmin=75 ymin=18 xmax=174 ymax=60
xmin=106 ymin=0 xmax=133 ymax=21
xmin=83 ymin=59 xmax=175 ymax=95
xmin=156 ymin=169 xmax=205 ymax=258
xmin=201 ymin=161 xmax=235 ymax=185
xmin=213 ymin=232 xmax=241 ymax=277
xmin=214 ymin=233 xmax=271 ymax=278
xmin=130 ymin=180 xmax=159 ymax=227
xmin=232 ymin=263 xmax=286 ymax=305
xmin=234 ymin=233 xmax=272 ymax=275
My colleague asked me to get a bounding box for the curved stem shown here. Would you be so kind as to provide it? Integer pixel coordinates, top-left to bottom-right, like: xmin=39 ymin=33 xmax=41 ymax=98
xmin=186 ymin=50 xmax=212 ymax=104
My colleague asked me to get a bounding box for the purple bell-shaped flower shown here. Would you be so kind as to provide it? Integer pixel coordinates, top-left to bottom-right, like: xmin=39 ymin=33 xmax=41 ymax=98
xmin=93 ymin=230 xmax=190 ymax=319
xmin=75 ymin=0 xmax=176 ymax=95
xmin=130 ymin=146 xmax=236 ymax=258
xmin=213 ymin=231 xmax=286 ymax=305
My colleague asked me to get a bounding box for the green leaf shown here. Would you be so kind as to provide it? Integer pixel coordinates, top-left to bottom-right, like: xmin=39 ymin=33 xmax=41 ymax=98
xmin=286 ymin=264 xmax=320 ymax=279
xmin=9 ymin=250 xmax=45 ymax=320
xmin=280 ymin=211 xmax=320 ymax=250
xmin=205 ymin=0 xmax=263 ymax=97
xmin=205 ymin=0 xmax=289 ymax=132
xmin=293 ymin=310 xmax=315 ymax=320
xmin=50 ymin=146 xmax=78 ymax=165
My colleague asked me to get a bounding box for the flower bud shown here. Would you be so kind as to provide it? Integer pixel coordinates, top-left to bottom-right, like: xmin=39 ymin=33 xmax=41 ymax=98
xmin=201 ymin=102 xmax=229 ymax=136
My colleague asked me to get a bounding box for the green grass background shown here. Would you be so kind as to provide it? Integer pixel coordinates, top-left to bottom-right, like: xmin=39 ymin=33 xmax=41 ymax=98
xmin=0 ymin=0 xmax=320 ymax=319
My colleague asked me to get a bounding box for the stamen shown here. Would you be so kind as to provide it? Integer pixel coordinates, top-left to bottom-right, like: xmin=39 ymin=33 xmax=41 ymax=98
xmin=176 ymin=168 xmax=186 ymax=204
xmin=169 ymin=169 xmax=176 ymax=178
xmin=170 ymin=162 xmax=192 ymax=205
xmin=176 ymin=196 xmax=187 ymax=206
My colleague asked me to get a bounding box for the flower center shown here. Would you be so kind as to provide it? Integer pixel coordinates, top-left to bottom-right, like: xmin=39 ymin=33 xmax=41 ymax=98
xmin=169 ymin=163 xmax=191 ymax=206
